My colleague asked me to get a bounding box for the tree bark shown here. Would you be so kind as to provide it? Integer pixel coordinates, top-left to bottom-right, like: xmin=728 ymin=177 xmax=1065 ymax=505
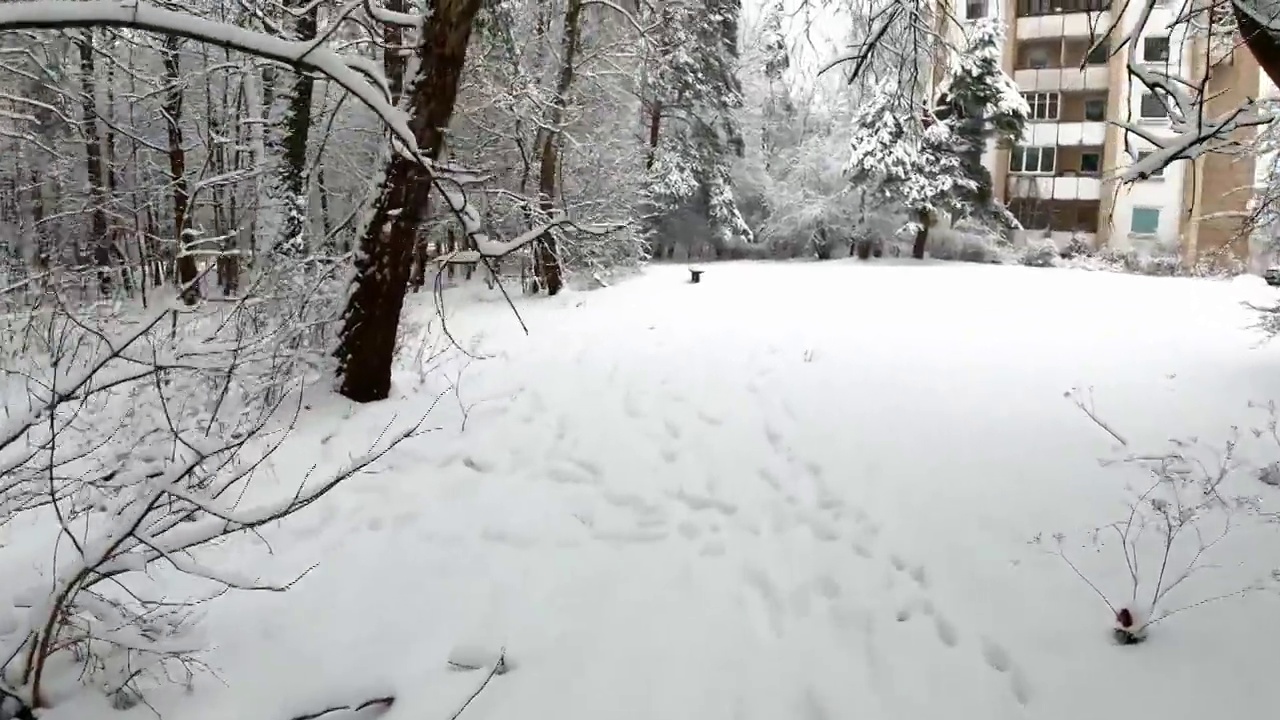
xmin=274 ymin=0 xmax=319 ymax=257
xmin=334 ymin=0 xmax=483 ymax=403
xmin=162 ymin=36 xmax=199 ymax=303
xmin=77 ymin=31 xmax=112 ymax=296
xmin=533 ymin=0 xmax=584 ymax=297
xmin=912 ymin=208 xmax=931 ymax=260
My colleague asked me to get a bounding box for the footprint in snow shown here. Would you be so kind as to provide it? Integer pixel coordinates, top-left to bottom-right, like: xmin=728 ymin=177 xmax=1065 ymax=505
xmin=909 ymin=565 xmax=928 ymax=588
xmin=981 ymin=637 xmax=1012 ymax=672
xmin=462 ymin=456 xmax=496 ymax=474
xmin=933 ymin=614 xmax=959 ymax=647
xmin=663 ymin=418 xmax=683 ymax=440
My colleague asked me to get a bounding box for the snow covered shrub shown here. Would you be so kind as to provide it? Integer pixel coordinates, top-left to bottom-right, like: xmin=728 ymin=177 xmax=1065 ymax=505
xmin=1020 ymin=238 xmax=1059 ymax=268
xmin=0 ymin=273 xmax=431 ymax=712
xmin=1041 ymin=390 xmax=1277 ymax=645
xmin=1060 ymin=235 xmax=1092 ymax=260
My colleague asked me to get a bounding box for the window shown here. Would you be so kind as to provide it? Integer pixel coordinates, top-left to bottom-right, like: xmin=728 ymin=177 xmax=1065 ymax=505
xmin=1023 ymin=92 xmax=1060 ymax=120
xmin=1079 ymin=152 xmax=1102 ymax=175
xmin=1025 ymin=47 xmax=1052 ymax=69
xmin=1084 ymin=97 xmax=1107 ymax=121
xmin=1130 ymin=207 xmax=1160 ymax=235
xmin=1136 ymin=151 xmax=1166 ymax=178
xmin=1010 ymin=199 xmax=1050 ymax=230
xmin=1010 ymin=146 xmax=1057 ymax=173
xmin=1086 ymin=42 xmax=1109 ymax=65
xmin=966 ymin=0 xmax=988 ymax=19
xmin=1143 ymin=36 xmax=1171 ymax=63
xmin=1139 ymin=92 xmax=1169 ymax=119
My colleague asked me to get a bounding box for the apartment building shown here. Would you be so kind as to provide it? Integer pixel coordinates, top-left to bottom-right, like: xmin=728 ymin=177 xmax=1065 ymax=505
xmin=951 ymin=0 xmax=1271 ymax=267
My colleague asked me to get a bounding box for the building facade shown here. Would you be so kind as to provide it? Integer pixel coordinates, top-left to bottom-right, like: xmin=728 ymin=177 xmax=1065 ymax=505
xmin=952 ymin=0 xmax=1274 ymax=268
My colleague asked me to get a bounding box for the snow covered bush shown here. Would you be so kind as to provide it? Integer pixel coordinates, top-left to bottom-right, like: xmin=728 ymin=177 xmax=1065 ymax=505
xmin=1060 ymin=235 xmax=1092 ymax=260
xmin=0 ymin=271 xmax=431 ymax=712
xmin=1042 ymin=390 xmax=1277 ymax=645
xmin=1020 ymin=238 xmax=1059 ymax=268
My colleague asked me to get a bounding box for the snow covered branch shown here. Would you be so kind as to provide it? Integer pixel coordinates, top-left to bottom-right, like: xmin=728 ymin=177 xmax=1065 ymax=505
xmin=0 ymin=0 xmax=418 ymax=154
xmin=1109 ymin=0 xmax=1272 ymax=182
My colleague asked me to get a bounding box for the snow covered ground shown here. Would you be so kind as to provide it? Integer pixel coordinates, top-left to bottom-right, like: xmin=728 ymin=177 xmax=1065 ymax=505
xmin=25 ymin=260 xmax=1280 ymax=719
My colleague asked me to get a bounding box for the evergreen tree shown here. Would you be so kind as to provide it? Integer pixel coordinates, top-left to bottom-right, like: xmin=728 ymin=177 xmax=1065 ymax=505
xmin=934 ymin=18 xmax=1028 ymax=229
xmin=643 ymin=0 xmax=753 ymax=257
xmin=845 ymin=18 xmax=1027 ymax=259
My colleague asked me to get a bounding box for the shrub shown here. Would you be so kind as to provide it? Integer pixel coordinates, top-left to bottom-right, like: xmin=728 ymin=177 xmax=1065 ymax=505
xmin=1020 ymin=238 xmax=1059 ymax=268
xmin=1060 ymin=235 xmax=1092 ymax=260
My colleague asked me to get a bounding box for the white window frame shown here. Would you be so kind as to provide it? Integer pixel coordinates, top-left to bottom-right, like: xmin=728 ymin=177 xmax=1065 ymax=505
xmin=1022 ymin=92 xmax=1061 ymax=121
xmin=1010 ymin=146 xmax=1057 ymax=174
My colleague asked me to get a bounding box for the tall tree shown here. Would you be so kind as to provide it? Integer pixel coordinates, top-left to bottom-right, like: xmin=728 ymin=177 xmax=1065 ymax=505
xmin=643 ymin=0 xmax=753 ymax=258
xmin=334 ymin=0 xmax=484 ymax=403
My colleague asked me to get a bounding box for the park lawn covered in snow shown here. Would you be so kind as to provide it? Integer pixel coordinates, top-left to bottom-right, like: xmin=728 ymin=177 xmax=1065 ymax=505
xmin=25 ymin=260 xmax=1280 ymax=720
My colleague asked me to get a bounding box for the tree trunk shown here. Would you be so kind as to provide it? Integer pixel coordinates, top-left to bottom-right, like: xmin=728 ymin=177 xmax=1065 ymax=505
xmin=1235 ymin=1 xmax=1280 ymax=89
xmin=912 ymin=208 xmax=931 ymax=260
xmin=334 ymin=0 xmax=483 ymax=403
xmin=162 ymin=36 xmax=199 ymax=303
xmin=77 ymin=32 xmax=112 ymax=297
xmin=532 ymin=0 xmax=584 ymax=297
xmin=274 ymin=0 xmax=319 ymax=257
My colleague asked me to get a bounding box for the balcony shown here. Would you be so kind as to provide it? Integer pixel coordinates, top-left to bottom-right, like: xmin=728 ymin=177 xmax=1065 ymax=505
xmin=1008 ymin=175 xmax=1103 ymax=201
xmin=1017 ymin=11 xmax=1111 ymax=39
xmin=1014 ymin=38 xmax=1111 ymax=91
xmin=1022 ymin=121 xmax=1107 ymax=146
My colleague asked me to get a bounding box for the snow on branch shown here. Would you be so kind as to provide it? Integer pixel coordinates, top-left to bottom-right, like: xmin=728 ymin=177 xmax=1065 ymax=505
xmin=1104 ymin=0 xmax=1272 ymax=182
xmin=0 ymin=0 xmax=418 ymax=154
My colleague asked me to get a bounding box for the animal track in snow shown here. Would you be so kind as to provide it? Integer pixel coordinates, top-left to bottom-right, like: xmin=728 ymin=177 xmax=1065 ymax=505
xmin=697 ymin=410 xmax=724 ymax=426
xmin=482 ymin=527 xmax=538 ymax=548
xmin=462 ymin=456 xmax=496 ymax=474
xmin=659 ymin=447 xmax=679 ymax=464
xmin=764 ymin=423 xmax=785 ymax=451
xmin=980 ymin=638 xmax=1012 ymax=673
xmin=1009 ymin=669 xmax=1033 ymax=706
xmin=601 ymin=489 xmax=653 ymax=511
xmin=622 ymin=393 xmax=644 ymax=419
xmin=757 ymin=467 xmax=782 ymax=490
xmin=547 ymin=463 xmax=600 ymax=486
xmin=677 ymin=520 xmax=702 ymax=540
xmin=812 ymin=575 xmax=842 ymax=600
xmin=853 ymin=542 xmax=874 ymax=558
xmin=889 ymin=554 xmax=907 ymax=572
xmin=796 ymin=512 xmax=840 ymax=542
xmin=670 ymin=489 xmax=738 ymax=516
xmin=661 ymin=418 xmax=683 ymax=440
xmin=933 ymin=614 xmax=958 ymax=647
xmin=801 ymin=686 xmax=832 ymax=720
xmin=700 ymin=539 xmax=727 ymax=556
xmin=741 ymin=566 xmax=786 ymax=639
xmin=591 ymin=527 xmax=669 ymax=545
xmin=909 ymin=565 xmax=928 ymax=588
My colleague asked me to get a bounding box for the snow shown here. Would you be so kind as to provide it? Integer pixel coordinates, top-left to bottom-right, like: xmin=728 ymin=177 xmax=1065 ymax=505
xmin=12 ymin=261 xmax=1280 ymax=719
